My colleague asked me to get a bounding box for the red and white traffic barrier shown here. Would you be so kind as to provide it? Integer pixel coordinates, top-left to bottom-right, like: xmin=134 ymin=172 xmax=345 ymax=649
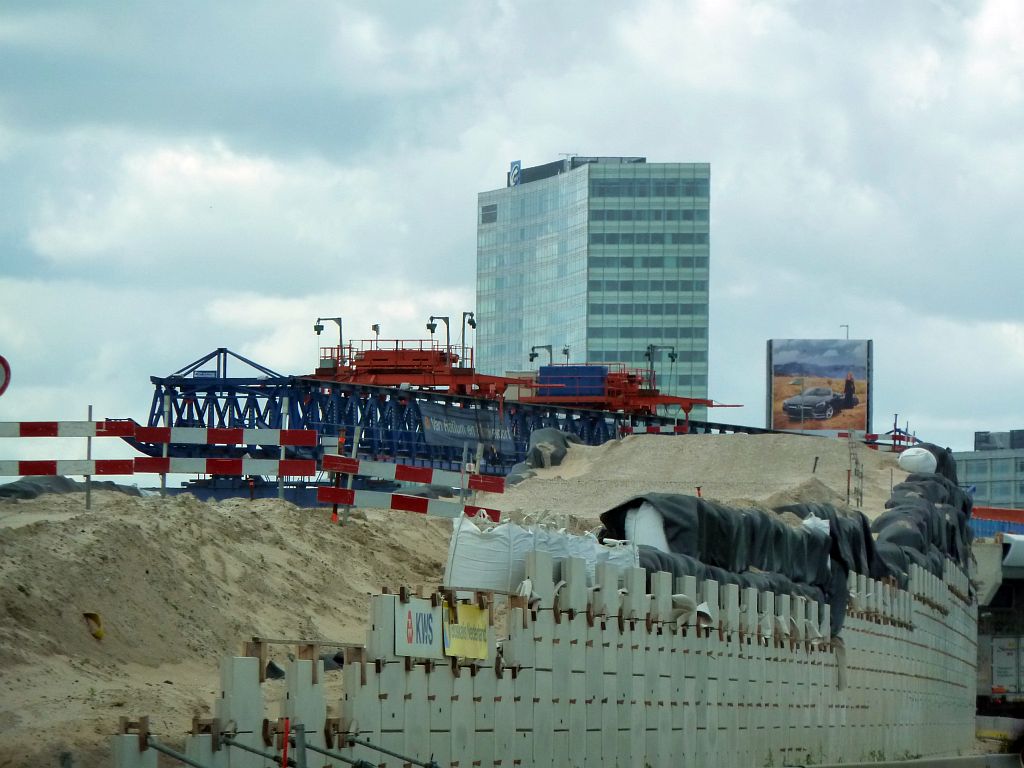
xmin=0 ymin=420 xmax=135 ymax=438
xmin=837 ymin=431 xmax=917 ymax=452
xmin=0 ymin=459 xmax=136 ymax=476
xmin=318 ymin=454 xmax=502 ymax=522
xmin=135 ymin=426 xmax=318 ymax=446
xmin=0 ymin=421 xmax=320 ymax=446
xmin=321 ymin=455 xmax=505 ymax=494
xmin=620 ymin=424 xmax=690 ymax=435
xmin=134 ymin=458 xmax=316 ymax=476
xmin=317 ymin=486 xmax=500 ymax=522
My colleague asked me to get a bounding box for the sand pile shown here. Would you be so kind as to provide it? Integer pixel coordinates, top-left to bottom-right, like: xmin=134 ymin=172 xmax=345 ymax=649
xmin=0 ymin=492 xmax=450 ymax=768
xmin=1 ymin=432 xmax=906 ymax=766
xmin=482 ymin=433 xmax=905 ymax=527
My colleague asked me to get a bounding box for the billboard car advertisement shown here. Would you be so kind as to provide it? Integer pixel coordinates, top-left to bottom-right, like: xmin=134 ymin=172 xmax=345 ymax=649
xmin=766 ymin=339 xmax=872 ymax=434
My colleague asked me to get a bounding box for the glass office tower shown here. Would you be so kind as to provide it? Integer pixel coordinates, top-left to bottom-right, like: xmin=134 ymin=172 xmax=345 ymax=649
xmin=476 ymin=156 xmax=710 ymax=406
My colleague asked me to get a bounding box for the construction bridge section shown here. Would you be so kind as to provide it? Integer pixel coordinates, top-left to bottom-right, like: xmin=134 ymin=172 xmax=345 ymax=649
xmin=111 ymin=552 xmax=976 ymax=768
xmin=127 ymin=348 xmax=777 ymax=477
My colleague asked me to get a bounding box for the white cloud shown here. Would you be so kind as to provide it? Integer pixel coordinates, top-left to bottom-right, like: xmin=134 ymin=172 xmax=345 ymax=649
xmin=964 ymin=0 xmax=1024 ymax=106
xmin=26 ymin=137 xmax=394 ymax=279
xmin=2 ymin=0 xmax=1023 ymax=462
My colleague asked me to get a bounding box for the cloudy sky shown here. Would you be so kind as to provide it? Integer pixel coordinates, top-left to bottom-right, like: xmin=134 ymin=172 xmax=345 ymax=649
xmin=0 ymin=0 xmax=1021 ymax=476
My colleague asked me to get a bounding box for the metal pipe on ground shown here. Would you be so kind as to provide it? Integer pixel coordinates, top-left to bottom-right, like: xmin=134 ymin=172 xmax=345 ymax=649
xmin=805 ymin=754 xmax=1021 ymax=768
xmin=221 ymin=735 xmax=295 ymax=766
xmin=344 ymin=734 xmax=440 ymax=768
xmin=293 ymin=737 xmax=374 ymax=767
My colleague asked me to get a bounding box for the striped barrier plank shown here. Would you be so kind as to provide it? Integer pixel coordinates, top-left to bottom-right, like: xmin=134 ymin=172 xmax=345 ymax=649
xmin=0 ymin=459 xmax=136 ymax=476
xmin=135 ymin=426 xmax=318 ymax=446
xmin=620 ymin=424 xmax=690 ymax=435
xmin=316 ymin=486 xmax=500 ymax=521
xmin=0 ymin=421 xmax=320 ymax=447
xmin=0 ymin=420 xmax=136 ymax=438
xmin=321 ymin=454 xmax=505 ymax=494
xmin=134 ymin=458 xmax=317 ymax=476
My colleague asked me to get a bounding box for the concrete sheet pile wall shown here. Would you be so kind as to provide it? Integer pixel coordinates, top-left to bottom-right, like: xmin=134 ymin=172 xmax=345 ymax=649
xmin=111 ymin=554 xmax=975 ymax=768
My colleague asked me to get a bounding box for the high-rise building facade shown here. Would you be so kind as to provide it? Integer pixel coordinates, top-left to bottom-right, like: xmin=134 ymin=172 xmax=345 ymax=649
xmin=476 ymin=156 xmax=710 ymax=404
xmin=954 ymin=430 xmax=1024 ymax=509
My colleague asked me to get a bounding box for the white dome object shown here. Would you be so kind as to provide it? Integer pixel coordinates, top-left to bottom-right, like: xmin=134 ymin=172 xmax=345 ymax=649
xmin=898 ymin=446 xmax=937 ymax=474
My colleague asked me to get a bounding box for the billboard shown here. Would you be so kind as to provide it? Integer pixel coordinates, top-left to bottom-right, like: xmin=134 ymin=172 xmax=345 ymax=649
xmin=766 ymin=339 xmax=872 ymax=434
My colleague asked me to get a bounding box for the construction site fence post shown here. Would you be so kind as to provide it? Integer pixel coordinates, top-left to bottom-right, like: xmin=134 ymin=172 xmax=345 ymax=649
xmin=161 ymin=393 xmax=170 ymax=497
xmin=86 ymin=404 xmax=92 ymax=510
xmin=342 ymin=425 xmax=361 ymax=525
xmin=278 ymin=395 xmax=289 ymax=501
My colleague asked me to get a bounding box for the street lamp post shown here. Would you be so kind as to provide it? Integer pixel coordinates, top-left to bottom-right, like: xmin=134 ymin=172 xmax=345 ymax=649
xmin=561 ymin=345 xmax=570 ymax=363
xmin=371 ymin=323 xmax=381 ymax=345
xmin=426 ymin=315 xmax=451 ymax=359
xmin=314 ymin=316 xmax=344 ymax=363
xmin=460 ymin=311 xmax=477 ymax=368
xmin=643 ymin=344 xmax=677 ymax=387
xmin=840 ymin=324 xmax=850 ymax=340
xmin=529 ymin=345 xmax=553 ymax=366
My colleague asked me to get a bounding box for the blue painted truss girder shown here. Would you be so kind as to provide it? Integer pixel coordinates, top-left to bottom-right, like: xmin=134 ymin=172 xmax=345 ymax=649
xmin=129 ymin=370 xmax=778 ymax=473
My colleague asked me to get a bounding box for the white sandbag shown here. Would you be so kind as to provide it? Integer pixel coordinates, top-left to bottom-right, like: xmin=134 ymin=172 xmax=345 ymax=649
xmin=898 ymin=446 xmax=938 ymax=474
xmin=443 ymin=517 xmax=637 ymax=593
xmin=801 ymin=516 xmax=830 ymax=536
xmin=624 ymin=501 xmax=671 ymax=553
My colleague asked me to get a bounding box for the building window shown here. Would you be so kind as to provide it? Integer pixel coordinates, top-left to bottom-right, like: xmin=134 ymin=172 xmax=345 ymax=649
xmin=992 ymin=458 xmax=1013 ymax=478
xmin=962 ymin=461 xmax=988 ymax=481
xmin=480 ymin=203 xmax=497 ymax=224
xmin=992 ymin=481 xmax=1013 ymax=502
xmin=590 ymin=179 xmax=710 ymax=198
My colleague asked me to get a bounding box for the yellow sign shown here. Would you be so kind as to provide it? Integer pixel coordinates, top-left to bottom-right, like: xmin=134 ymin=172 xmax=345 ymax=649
xmin=443 ymin=603 xmax=489 ymax=660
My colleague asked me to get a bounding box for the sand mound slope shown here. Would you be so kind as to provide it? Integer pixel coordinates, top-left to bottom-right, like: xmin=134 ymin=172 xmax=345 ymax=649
xmin=0 ymin=492 xmax=450 ymax=768
xmin=487 ymin=433 xmax=904 ymax=525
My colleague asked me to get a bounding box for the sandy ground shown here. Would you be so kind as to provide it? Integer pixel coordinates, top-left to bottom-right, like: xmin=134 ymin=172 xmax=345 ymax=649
xmin=0 ymin=433 xmax=914 ymax=766
xmin=480 ymin=433 xmax=906 ymax=529
xmin=0 ymin=493 xmax=449 ymax=767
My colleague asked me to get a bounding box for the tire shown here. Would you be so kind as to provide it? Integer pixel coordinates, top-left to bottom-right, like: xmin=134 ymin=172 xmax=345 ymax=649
xmin=823 ymin=405 xmax=835 ymax=419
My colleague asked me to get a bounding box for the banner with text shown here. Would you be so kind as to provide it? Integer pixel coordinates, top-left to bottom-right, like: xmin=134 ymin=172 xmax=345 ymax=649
xmin=418 ymin=401 xmax=516 ymax=455
xmin=443 ymin=602 xmax=490 ymax=660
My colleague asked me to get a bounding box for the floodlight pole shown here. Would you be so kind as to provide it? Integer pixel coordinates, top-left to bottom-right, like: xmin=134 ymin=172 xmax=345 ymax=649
xmin=529 ymin=344 xmax=553 ymax=366
xmin=315 ymin=316 xmax=344 ymax=361
xmin=644 ymin=344 xmax=677 ymax=388
xmin=429 ymin=315 xmax=451 ymax=359
xmin=461 ymin=312 xmax=476 ymax=368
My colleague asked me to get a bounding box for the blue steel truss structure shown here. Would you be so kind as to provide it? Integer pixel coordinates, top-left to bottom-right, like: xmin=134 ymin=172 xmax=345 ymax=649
xmin=125 ymin=348 xmax=773 ymax=475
